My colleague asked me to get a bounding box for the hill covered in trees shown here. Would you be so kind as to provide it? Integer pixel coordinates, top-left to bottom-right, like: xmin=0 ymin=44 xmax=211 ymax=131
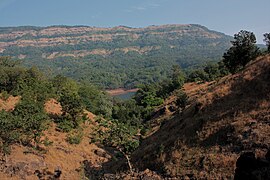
xmin=0 ymin=24 xmax=232 ymax=88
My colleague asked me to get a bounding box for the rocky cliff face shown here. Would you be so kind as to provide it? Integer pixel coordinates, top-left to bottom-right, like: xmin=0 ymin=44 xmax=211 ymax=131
xmin=0 ymin=24 xmax=231 ymax=58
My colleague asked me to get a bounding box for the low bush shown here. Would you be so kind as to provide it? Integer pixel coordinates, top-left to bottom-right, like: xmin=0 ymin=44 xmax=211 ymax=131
xmin=66 ymin=129 xmax=83 ymax=144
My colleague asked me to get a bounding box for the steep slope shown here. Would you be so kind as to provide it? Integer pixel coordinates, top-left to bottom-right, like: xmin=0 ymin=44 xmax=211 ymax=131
xmin=0 ymin=24 xmax=232 ymax=88
xmin=131 ymin=55 xmax=270 ymax=179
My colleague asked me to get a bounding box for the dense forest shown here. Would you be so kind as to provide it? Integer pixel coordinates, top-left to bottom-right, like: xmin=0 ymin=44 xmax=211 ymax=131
xmin=0 ymin=24 xmax=232 ymax=88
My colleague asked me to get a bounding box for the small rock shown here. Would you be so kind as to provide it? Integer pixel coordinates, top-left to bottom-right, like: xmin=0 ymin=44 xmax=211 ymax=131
xmin=54 ymin=167 xmax=62 ymax=178
xmin=94 ymin=149 xmax=109 ymax=158
xmin=168 ymin=105 xmax=177 ymax=112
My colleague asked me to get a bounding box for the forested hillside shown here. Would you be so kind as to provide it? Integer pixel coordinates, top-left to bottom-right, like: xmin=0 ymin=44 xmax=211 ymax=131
xmin=0 ymin=24 xmax=232 ymax=88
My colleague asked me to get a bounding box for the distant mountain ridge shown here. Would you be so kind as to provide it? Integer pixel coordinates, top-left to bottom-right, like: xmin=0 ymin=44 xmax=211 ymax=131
xmin=0 ymin=24 xmax=232 ymax=88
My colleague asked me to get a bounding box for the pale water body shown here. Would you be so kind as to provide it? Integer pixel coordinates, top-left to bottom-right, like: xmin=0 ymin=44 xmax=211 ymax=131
xmin=112 ymin=91 xmax=136 ymax=100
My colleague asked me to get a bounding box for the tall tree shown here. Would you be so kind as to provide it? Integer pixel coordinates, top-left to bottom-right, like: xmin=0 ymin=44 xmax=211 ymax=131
xmin=0 ymin=56 xmax=19 ymax=68
xmin=223 ymin=30 xmax=260 ymax=73
xmin=171 ymin=65 xmax=185 ymax=89
xmin=263 ymin=33 xmax=270 ymax=53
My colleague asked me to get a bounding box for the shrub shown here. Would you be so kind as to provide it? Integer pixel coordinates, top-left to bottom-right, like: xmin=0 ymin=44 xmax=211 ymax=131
xmin=79 ymin=84 xmax=113 ymax=118
xmin=263 ymin=33 xmax=270 ymax=53
xmin=91 ymin=118 xmax=139 ymax=154
xmin=59 ymin=93 xmax=84 ymax=128
xmin=42 ymin=137 xmax=53 ymax=147
xmin=0 ymin=98 xmax=48 ymax=153
xmin=12 ymin=99 xmax=48 ymax=144
xmin=56 ymin=118 xmax=75 ymax=132
xmin=176 ymin=91 xmax=188 ymax=110
xmin=66 ymin=129 xmax=83 ymax=144
xmin=0 ymin=91 xmax=9 ymax=100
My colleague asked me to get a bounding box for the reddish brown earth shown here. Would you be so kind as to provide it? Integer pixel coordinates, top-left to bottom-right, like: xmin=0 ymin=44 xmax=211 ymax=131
xmin=0 ymin=95 xmax=20 ymax=112
xmin=1 ymin=123 xmax=109 ymax=179
xmin=0 ymin=98 xmax=103 ymax=179
xmin=131 ymin=55 xmax=270 ymax=179
xmin=44 ymin=98 xmax=62 ymax=115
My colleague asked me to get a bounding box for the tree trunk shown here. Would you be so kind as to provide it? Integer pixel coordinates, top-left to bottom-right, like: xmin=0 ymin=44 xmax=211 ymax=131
xmin=119 ymin=148 xmax=133 ymax=174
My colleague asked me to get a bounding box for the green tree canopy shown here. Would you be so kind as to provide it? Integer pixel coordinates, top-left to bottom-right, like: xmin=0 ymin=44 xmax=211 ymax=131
xmin=0 ymin=56 xmax=19 ymax=68
xmin=171 ymin=65 xmax=185 ymax=89
xmin=223 ymin=30 xmax=260 ymax=73
xmin=263 ymin=33 xmax=270 ymax=53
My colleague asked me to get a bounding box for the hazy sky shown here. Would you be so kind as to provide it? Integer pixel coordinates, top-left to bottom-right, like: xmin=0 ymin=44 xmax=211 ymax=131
xmin=0 ymin=0 xmax=269 ymax=43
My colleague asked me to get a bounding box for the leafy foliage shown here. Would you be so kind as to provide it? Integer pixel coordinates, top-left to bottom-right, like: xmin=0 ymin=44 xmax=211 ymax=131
xmin=175 ymin=90 xmax=188 ymax=110
xmin=0 ymin=57 xmax=54 ymax=102
xmin=0 ymin=25 xmax=232 ymax=89
xmin=91 ymin=117 xmax=139 ymax=154
xmin=187 ymin=61 xmax=229 ymax=82
xmin=0 ymin=57 xmax=53 ymax=152
xmin=59 ymin=93 xmax=84 ymax=129
xmin=66 ymin=128 xmax=84 ymax=144
xmin=223 ymin=30 xmax=260 ymax=73
xmin=78 ymin=84 xmax=113 ymax=118
xmin=263 ymin=33 xmax=270 ymax=53
xmin=112 ymin=99 xmax=144 ymax=127
xmin=0 ymin=98 xmax=48 ymax=153
xmin=0 ymin=56 xmax=122 ymax=151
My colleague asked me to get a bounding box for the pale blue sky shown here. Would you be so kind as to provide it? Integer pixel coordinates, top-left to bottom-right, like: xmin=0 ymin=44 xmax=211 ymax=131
xmin=0 ymin=0 xmax=269 ymax=43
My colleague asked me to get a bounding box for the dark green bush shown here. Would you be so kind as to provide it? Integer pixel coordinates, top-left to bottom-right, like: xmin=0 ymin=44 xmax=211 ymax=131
xmin=176 ymin=91 xmax=188 ymax=110
xmin=0 ymin=91 xmax=9 ymax=100
xmin=66 ymin=129 xmax=83 ymax=144
xmin=56 ymin=119 xmax=75 ymax=132
xmin=78 ymin=84 xmax=113 ymax=118
xmin=0 ymin=98 xmax=48 ymax=153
